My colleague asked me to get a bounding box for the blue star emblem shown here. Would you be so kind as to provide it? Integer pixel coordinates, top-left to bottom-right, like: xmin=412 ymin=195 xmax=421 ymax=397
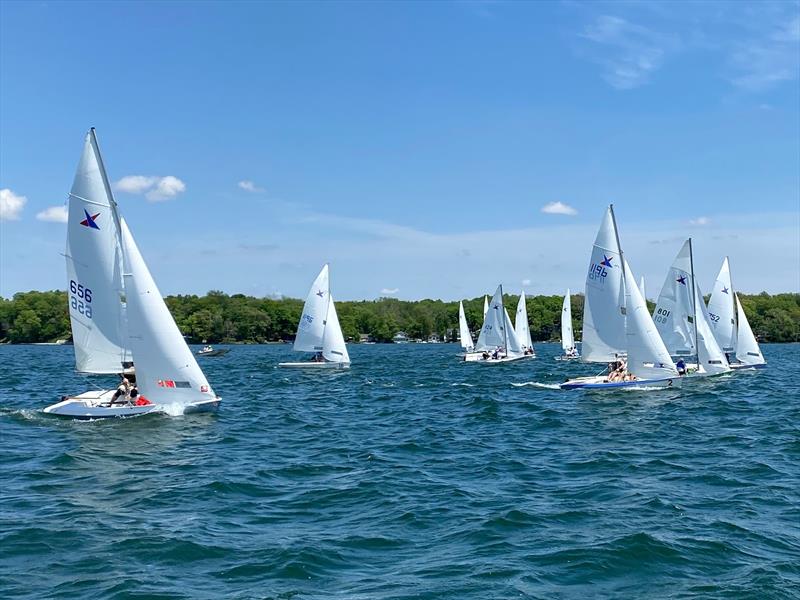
xmin=722 ymin=286 xmax=729 ymax=294
xmin=316 ymin=290 xmax=325 ymax=297
xmin=677 ymin=276 xmax=687 ymax=285
xmin=79 ymin=209 xmax=100 ymax=230
xmin=600 ymin=255 xmax=613 ymax=268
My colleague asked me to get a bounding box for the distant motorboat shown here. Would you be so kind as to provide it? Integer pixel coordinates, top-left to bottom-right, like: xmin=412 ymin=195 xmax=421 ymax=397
xmin=197 ymin=346 xmax=230 ymax=357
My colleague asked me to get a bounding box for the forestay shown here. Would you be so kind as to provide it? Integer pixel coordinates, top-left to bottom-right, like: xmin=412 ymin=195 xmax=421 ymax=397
xmin=65 ymin=129 xmax=130 ymax=374
xmin=623 ymin=261 xmax=678 ymax=380
xmin=294 ymin=265 xmax=330 ymax=352
xmin=707 ymin=258 xmax=737 ymax=353
xmin=581 ymin=206 xmax=627 ymax=362
xmin=121 ymin=218 xmax=216 ymax=406
xmin=458 ymin=301 xmax=474 ymax=351
xmin=735 ymin=294 xmax=765 ymax=366
xmin=561 ymin=289 xmax=574 ymax=353
xmin=514 ymin=292 xmax=533 ymax=349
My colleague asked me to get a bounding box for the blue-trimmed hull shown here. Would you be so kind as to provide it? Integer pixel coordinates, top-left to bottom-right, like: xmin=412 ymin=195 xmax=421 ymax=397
xmin=560 ymin=376 xmax=682 ymax=390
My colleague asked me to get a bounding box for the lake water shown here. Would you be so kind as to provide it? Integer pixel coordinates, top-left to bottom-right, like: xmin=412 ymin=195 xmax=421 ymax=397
xmin=1 ymin=343 xmax=798 ymax=599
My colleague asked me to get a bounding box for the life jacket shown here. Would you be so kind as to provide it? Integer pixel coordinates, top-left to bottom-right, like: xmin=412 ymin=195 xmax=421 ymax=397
xmin=135 ymin=397 xmax=152 ymax=406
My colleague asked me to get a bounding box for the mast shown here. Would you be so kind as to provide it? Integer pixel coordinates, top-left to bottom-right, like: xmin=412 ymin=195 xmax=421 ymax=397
xmin=688 ymin=238 xmax=700 ymax=368
xmin=608 ymin=204 xmax=627 ymax=349
xmin=501 ymin=284 xmax=508 ymax=353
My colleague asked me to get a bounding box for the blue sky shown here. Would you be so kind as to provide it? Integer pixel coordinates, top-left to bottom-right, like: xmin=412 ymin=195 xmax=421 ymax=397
xmin=1 ymin=0 xmax=798 ymax=300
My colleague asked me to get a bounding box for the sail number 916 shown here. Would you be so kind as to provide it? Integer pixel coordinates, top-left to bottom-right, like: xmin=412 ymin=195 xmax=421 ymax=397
xmin=70 ymin=279 xmax=93 ymax=318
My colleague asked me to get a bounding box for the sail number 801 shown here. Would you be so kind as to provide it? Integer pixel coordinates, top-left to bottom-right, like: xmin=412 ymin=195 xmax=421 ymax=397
xmin=70 ymin=279 xmax=93 ymax=318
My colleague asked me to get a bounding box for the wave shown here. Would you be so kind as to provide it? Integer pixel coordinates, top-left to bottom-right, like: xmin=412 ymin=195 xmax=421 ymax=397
xmin=511 ymin=381 xmax=561 ymax=390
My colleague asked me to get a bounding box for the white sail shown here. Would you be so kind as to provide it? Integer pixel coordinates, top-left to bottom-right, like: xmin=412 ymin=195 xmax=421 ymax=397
xmin=294 ymin=265 xmax=330 ymax=352
xmin=65 ymin=129 xmax=130 ymax=374
xmin=120 ymin=218 xmax=215 ymax=406
xmin=694 ymin=282 xmax=731 ymax=374
xmin=483 ymin=296 xmax=489 ymax=318
xmin=476 ymin=286 xmax=505 ymax=350
xmin=639 ymin=276 xmax=646 ymax=300
xmin=623 ymin=261 xmax=678 ymax=379
xmin=707 ymin=258 xmax=737 ymax=353
xmin=653 ymin=240 xmax=695 ymax=357
xmin=561 ymin=289 xmax=575 ymax=352
xmin=458 ymin=301 xmax=474 ymax=351
xmin=582 ymin=206 xmax=627 ymax=362
xmin=503 ymin=308 xmax=523 ymax=356
xmin=514 ymin=292 xmax=533 ymax=349
xmin=322 ymin=294 xmax=350 ymax=364
xmin=735 ymin=294 xmax=765 ymax=366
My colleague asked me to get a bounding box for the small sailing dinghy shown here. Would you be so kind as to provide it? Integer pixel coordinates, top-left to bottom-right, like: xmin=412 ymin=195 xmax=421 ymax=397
xmin=561 ymin=205 xmax=681 ymax=390
xmin=707 ymin=258 xmax=766 ymax=369
xmin=652 ymin=239 xmax=730 ymax=377
xmin=45 ymin=129 xmax=220 ymax=418
xmin=278 ymin=264 xmax=351 ymax=369
xmin=514 ymin=291 xmax=536 ymax=358
xmin=556 ymin=288 xmax=580 ymax=360
xmin=465 ymin=285 xmax=527 ymax=364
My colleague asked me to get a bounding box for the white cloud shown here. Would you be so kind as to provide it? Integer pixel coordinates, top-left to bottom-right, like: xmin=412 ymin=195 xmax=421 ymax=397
xmin=36 ymin=205 xmax=68 ymax=223
xmin=0 ymin=188 xmax=27 ymax=221
xmin=522 ymin=279 xmax=532 ymax=286
xmin=579 ymin=15 xmax=679 ymax=90
xmin=380 ymin=288 xmax=399 ymax=295
xmin=114 ymin=175 xmax=186 ymax=202
xmin=238 ymin=180 xmax=265 ymax=193
xmin=729 ymin=15 xmax=800 ymax=91
xmin=689 ymin=216 xmax=710 ymax=226
xmin=541 ymin=201 xmax=578 ymax=216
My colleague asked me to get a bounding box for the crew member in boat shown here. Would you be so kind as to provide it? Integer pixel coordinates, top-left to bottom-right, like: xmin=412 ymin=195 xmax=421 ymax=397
xmin=312 ymin=352 xmax=324 ymax=362
xmin=676 ymin=358 xmax=687 ymax=376
xmin=111 ymin=377 xmax=131 ymax=405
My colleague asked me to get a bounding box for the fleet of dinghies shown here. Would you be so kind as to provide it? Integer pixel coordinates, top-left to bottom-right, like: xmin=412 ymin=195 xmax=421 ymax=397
xmin=44 ymin=129 xmax=220 ymax=418
xmin=42 ymin=132 xmax=767 ymax=418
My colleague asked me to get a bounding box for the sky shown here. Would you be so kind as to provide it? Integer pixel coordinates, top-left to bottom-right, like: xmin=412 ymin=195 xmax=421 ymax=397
xmin=1 ymin=0 xmax=798 ymax=301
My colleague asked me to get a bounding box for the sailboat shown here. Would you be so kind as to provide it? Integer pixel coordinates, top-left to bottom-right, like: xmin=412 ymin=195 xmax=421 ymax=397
xmin=561 ymin=205 xmax=680 ymax=389
xmin=44 ymin=129 xmax=220 ymax=418
xmin=466 ymin=285 xmax=526 ymax=364
xmin=514 ymin=291 xmax=536 ymax=358
xmin=556 ymin=288 xmax=579 ymax=360
xmin=652 ymin=239 xmax=730 ymax=376
xmin=707 ymin=258 xmax=766 ymax=369
xmin=279 ymin=264 xmax=350 ymax=369
xmin=458 ymin=300 xmax=475 ymax=353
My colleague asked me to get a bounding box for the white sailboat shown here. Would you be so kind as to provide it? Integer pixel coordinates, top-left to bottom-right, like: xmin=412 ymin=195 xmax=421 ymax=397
xmin=652 ymin=239 xmax=730 ymax=376
xmin=707 ymin=258 xmax=766 ymax=369
xmin=561 ymin=205 xmax=680 ymax=389
xmin=279 ymin=264 xmax=351 ymax=369
xmin=45 ymin=129 xmax=220 ymax=418
xmin=514 ymin=291 xmax=535 ymax=358
xmin=458 ymin=300 xmax=475 ymax=353
xmin=556 ymin=288 xmax=579 ymax=360
xmin=467 ymin=285 xmax=526 ymax=364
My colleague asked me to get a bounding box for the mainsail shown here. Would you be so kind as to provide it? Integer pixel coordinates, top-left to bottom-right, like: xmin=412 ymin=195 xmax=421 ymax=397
xmin=65 ymin=129 xmax=130 ymax=373
xmin=735 ymin=294 xmax=765 ymax=367
xmin=706 ymin=258 xmax=737 ymax=353
xmin=458 ymin=301 xmax=474 ymax=351
xmin=561 ymin=289 xmax=575 ymax=353
xmin=120 ymin=218 xmax=216 ymax=406
xmin=581 ymin=206 xmax=627 ymax=362
xmin=653 ymin=240 xmax=695 ymax=357
xmin=476 ymin=286 xmax=506 ymax=350
xmin=294 ymin=265 xmax=330 ymax=353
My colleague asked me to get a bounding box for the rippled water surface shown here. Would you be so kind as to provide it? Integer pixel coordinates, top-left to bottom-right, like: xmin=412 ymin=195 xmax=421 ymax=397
xmin=1 ymin=343 xmax=799 ymax=599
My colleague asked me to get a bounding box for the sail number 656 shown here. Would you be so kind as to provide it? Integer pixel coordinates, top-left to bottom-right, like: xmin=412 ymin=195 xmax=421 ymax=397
xmin=70 ymin=279 xmax=93 ymax=318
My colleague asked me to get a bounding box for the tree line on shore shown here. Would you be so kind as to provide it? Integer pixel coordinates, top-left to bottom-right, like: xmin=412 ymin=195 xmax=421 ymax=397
xmin=0 ymin=290 xmax=798 ymax=345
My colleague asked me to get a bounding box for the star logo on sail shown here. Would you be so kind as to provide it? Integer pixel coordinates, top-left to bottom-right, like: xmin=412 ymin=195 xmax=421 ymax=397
xmin=722 ymin=286 xmax=729 ymax=294
xmin=600 ymin=255 xmax=613 ymax=268
xmin=677 ymin=276 xmax=687 ymax=285
xmin=79 ymin=209 xmax=100 ymax=230
xmin=316 ymin=290 xmax=325 ymax=298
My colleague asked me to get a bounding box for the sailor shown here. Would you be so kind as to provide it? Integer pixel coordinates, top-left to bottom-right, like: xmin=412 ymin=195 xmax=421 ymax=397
xmin=313 ymin=352 xmax=324 ymax=362
xmin=676 ymin=358 xmax=687 ymax=376
xmin=112 ymin=377 xmax=131 ymax=404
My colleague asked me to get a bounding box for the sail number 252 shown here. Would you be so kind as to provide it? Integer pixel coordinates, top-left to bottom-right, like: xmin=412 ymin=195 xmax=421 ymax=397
xmin=70 ymin=279 xmax=93 ymax=318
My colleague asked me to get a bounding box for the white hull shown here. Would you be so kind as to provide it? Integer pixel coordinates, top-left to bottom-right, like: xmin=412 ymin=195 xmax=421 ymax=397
xmin=44 ymin=389 xmax=221 ymax=419
xmin=560 ymin=375 xmax=682 ymax=390
xmin=278 ymin=361 xmax=350 ymax=369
